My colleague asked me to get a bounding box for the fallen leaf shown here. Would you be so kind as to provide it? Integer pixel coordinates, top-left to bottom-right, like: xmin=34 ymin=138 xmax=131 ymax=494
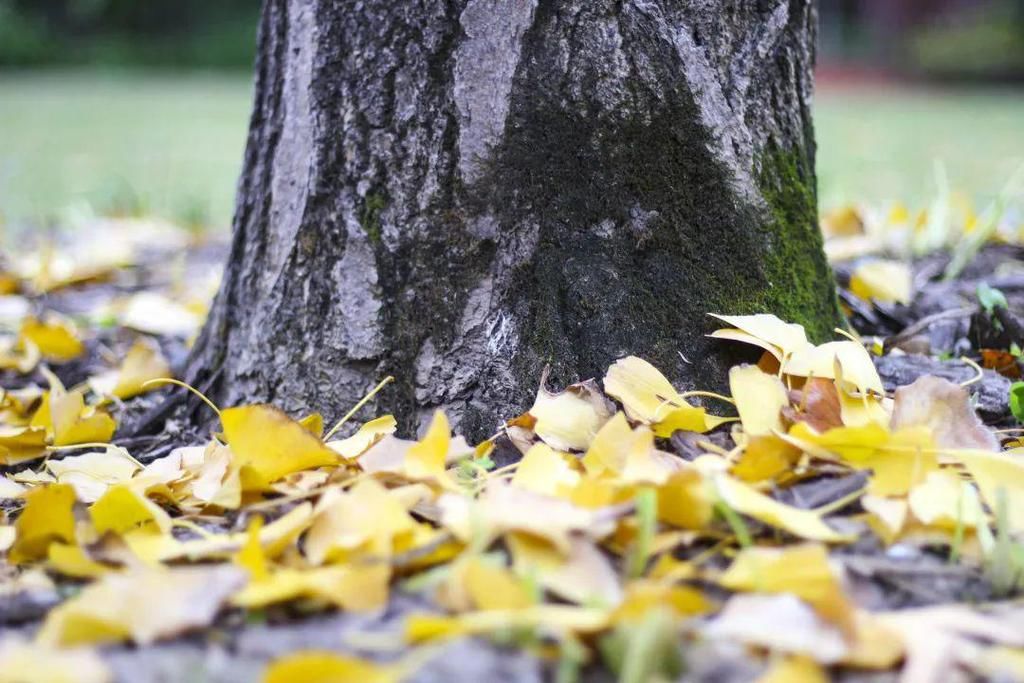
xmin=9 ymin=483 xmax=77 ymax=563
xmin=511 ymin=443 xmax=580 ymax=497
xmin=20 ymin=315 xmax=84 ymax=362
xmin=45 ymin=447 xmax=140 ymax=502
xmin=0 ymin=638 xmax=111 ymax=683
xmin=730 ymin=364 xmax=788 ymax=436
xmin=527 ymin=371 xmax=612 ymax=451
xmin=232 ymin=563 xmax=391 ymax=612
xmin=783 ymin=341 xmax=884 ymax=396
xmin=756 ymin=655 xmax=828 ymax=683
xmin=262 ymin=651 xmax=398 ymax=683
xmin=718 ymin=544 xmax=854 ymax=634
xmin=891 ymin=375 xmax=1000 ymax=451
xmin=304 ymin=479 xmax=418 ymax=564
xmin=705 ymin=593 xmax=848 ymax=663
xmin=405 ymin=606 xmax=609 ymax=643
xmin=37 ymin=565 xmax=246 ymax=646
xmin=327 ymin=415 xmax=397 ymax=460
xmin=908 ymin=470 xmax=986 ymax=530
xmin=89 ymin=338 xmax=171 ymax=399
xmin=708 ymin=313 xmax=812 ymax=360
xmin=508 ymin=533 xmax=622 ymax=606
xmin=603 ymin=356 xmax=726 ymax=435
xmin=850 ymin=259 xmax=912 ymax=304
xmin=712 ymin=474 xmax=853 ymax=543
xmin=221 ymin=405 xmax=339 ymax=491
xmin=89 ymin=483 xmax=172 ymax=536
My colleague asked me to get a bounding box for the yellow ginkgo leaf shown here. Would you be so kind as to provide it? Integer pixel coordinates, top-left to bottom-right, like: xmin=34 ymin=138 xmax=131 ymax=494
xmin=850 ymin=260 xmax=912 ymax=305
xmin=263 ymin=651 xmax=398 ymax=683
xmin=405 ymin=606 xmax=610 ymax=643
xmin=784 ymin=422 xmax=937 ymax=497
xmin=708 ymin=313 xmax=811 ymax=359
xmin=89 ymin=483 xmax=172 ymax=536
xmin=9 ymin=483 xmax=77 ymax=563
xmin=611 ymin=580 xmax=712 ymax=623
xmin=442 ymin=555 xmax=535 ymax=612
xmin=37 ymin=565 xmax=246 ymax=646
xmin=528 ymin=374 xmax=612 ymax=452
xmin=20 ymin=315 xmax=84 ymax=362
xmin=908 ymin=470 xmax=986 ymax=530
xmin=582 ymin=412 xmax=635 ymax=478
xmin=603 ymin=357 xmax=723 ymax=434
xmin=0 ymin=424 xmax=49 ymax=465
xmin=712 ymin=474 xmax=853 ymax=543
xmin=46 ymin=447 xmax=140 ymax=503
xmin=404 ymin=410 xmax=450 ymax=482
xmin=756 ymin=655 xmax=828 ymax=683
xmin=729 ymin=364 xmax=788 ymax=436
xmin=0 ymin=639 xmax=111 ymax=683
xmin=507 ymin=533 xmax=621 ymax=606
xmin=220 ymin=405 xmax=339 ymax=491
xmin=232 ymin=563 xmax=391 ymax=612
xmin=304 ymin=479 xmax=417 ymax=564
xmin=783 ymin=341 xmax=883 ymax=397
xmin=511 ymin=443 xmax=580 ymax=497
xmin=326 ymin=415 xmax=397 ymax=460
xmin=90 ymin=338 xmax=171 ymax=399
xmin=41 ymin=388 xmax=116 ymax=447
xmin=955 ymin=449 xmax=1024 ymax=534
xmin=719 ymin=544 xmax=854 ymax=634
xmin=47 ymin=542 xmax=116 ymax=579
xmin=657 ymin=468 xmax=713 ymax=529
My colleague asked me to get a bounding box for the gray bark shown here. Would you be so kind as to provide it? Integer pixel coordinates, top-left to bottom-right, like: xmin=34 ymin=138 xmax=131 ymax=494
xmin=187 ymin=0 xmax=840 ymax=439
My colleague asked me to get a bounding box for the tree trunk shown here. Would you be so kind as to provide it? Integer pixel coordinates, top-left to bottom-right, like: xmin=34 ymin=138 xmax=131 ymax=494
xmin=187 ymin=0 xmax=841 ymax=439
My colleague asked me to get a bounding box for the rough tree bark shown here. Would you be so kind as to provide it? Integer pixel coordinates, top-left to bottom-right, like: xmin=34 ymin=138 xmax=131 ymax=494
xmin=187 ymin=0 xmax=841 ymax=439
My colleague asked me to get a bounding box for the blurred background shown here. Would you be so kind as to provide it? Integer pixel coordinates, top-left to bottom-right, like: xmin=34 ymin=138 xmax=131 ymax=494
xmin=0 ymin=0 xmax=1022 ymax=233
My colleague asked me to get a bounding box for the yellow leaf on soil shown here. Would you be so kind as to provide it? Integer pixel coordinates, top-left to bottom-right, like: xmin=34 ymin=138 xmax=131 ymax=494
xmin=603 ymin=356 xmax=723 ymax=434
xmin=20 ymin=315 xmax=84 ymax=362
xmin=232 ymin=563 xmax=390 ymax=612
xmin=785 ymin=422 xmax=937 ymax=496
xmin=0 ymin=639 xmax=110 ymax=683
xmin=38 ymin=565 xmax=245 ymax=646
xmin=221 ymin=405 xmax=339 ymax=491
xmin=9 ymin=483 xmax=76 ymax=563
xmin=512 ymin=443 xmax=580 ymax=497
xmin=326 ymin=415 xmax=397 ymax=460
xmin=850 ymin=259 xmax=911 ymax=305
xmin=95 ymin=338 xmax=171 ymax=399
xmin=263 ymin=651 xmax=398 ymax=683
xmin=713 ymin=474 xmax=853 ymax=543
xmin=528 ymin=374 xmax=612 ymax=451
xmin=89 ymin=483 xmax=171 ymax=536
xmin=708 ymin=314 xmax=811 ymax=359
xmin=729 ymin=365 xmax=788 ymax=436
xmin=956 ymin=449 xmax=1024 ymax=534
xmin=47 ymin=542 xmax=116 ymax=579
xmin=719 ymin=544 xmax=854 ymax=634
xmin=0 ymin=424 xmax=48 ymax=465
xmin=405 ymin=606 xmax=610 ymax=643
xmin=908 ymin=470 xmax=986 ymax=529
xmin=508 ymin=533 xmax=621 ymax=606
xmin=404 ymin=410 xmax=450 ymax=482
xmin=783 ymin=341 xmax=883 ymax=396
xmin=305 ymin=479 xmax=417 ymax=564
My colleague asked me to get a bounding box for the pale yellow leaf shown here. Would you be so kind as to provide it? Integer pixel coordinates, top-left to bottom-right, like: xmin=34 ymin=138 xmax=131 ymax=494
xmin=38 ymin=565 xmax=246 ymax=646
xmin=729 ymin=364 xmax=788 ymax=436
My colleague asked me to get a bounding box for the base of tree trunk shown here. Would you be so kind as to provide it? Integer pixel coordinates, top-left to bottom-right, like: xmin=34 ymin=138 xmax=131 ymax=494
xmin=186 ymin=0 xmax=841 ymax=439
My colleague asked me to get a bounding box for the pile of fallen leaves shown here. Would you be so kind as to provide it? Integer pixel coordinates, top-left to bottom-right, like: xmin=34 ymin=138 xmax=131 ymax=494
xmin=3 ymin=217 xmax=1024 ymax=683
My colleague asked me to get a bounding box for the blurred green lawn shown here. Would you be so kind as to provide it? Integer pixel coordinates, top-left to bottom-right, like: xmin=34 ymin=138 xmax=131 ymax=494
xmin=1 ymin=71 xmax=1022 ymax=230
xmin=0 ymin=71 xmax=251 ymax=230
